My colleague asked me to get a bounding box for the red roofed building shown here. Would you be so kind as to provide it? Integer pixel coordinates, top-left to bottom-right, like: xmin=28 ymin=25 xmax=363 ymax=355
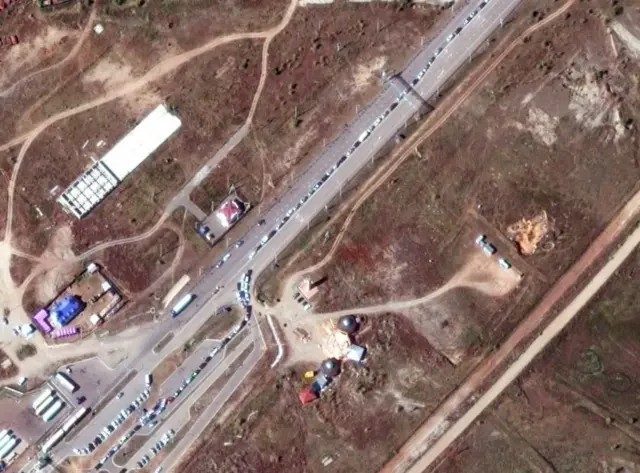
xmin=216 ymin=199 xmax=245 ymax=228
xmin=298 ymin=385 xmax=318 ymax=405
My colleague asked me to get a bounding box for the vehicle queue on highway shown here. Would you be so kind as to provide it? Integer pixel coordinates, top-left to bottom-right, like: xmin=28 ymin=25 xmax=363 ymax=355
xmin=79 ymin=269 xmax=254 ymax=471
xmin=206 ymin=0 xmax=493 ymax=273
xmin=43 ymin=2 xmax=497 ymax=470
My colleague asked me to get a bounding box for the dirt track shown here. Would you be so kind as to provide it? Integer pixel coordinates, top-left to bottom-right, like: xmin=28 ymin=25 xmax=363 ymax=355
xmin=401 ymin=202 xmax=640 ymax=473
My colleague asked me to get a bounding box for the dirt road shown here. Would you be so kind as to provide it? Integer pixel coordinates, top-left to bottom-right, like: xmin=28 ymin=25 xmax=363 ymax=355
xmin=379 ymin=182 xmax=640 ymax=473
xmin=402 ymin=212 xmax=640 ymax=473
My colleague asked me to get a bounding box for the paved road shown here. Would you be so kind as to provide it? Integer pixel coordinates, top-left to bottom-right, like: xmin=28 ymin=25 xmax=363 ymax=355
xmin=33 ymin=0 xmax=524 ymax=470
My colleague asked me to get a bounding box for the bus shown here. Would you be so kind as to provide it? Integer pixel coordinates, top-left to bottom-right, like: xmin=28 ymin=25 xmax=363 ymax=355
xmin=32 ymin=389 xmax=54 ymax=411
xmin=171 ymin=294 xmax=196 ymax=318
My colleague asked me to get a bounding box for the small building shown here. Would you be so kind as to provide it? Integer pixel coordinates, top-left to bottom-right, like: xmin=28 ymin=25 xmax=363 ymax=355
xmin=297 ymin=277 xmax=319 ymax=301
xmin=215 ymin=199 xmax=245 ymax=228
xmin=89 ymin=314 xmax=103 ymax=326
xmin=33 ymin=309 xmax=52 ymax=334
xmin=49 ymin=295 xmax=85 ymax=327
xmin=298 ymin=386 xmax=318 ymax=405
xmin=311 ymin=373 xmax=330 ymax=393
xmin=320 ymin=358 xmax=341 ymax=378
xmin=51 ymin=326 xmax=79 ymax=340
xmin=337 ymin=315 xmax=358 ymax=334
xmin=346 ymin=344 xmax=366 ymax=363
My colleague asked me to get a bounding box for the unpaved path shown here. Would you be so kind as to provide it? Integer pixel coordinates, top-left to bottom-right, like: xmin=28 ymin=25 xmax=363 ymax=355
xmin=2 ymin=0 xmax=298 ymax=242
xmin=0 ymin=7 xmax=96 ymax=99
xmin=401 ymin=211 xmax=640 ymax=473
xmin=313 ymin=255 xmax=520 ymax=320
xmin=381 ymin=159 xmax=639 ymax=473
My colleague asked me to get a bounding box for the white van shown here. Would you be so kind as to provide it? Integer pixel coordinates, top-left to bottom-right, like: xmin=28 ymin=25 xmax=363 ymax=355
xmin=145 ymin=374 xmax=152 ymax=386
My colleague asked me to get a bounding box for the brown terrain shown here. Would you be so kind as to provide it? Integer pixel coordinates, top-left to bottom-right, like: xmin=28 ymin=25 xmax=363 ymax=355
xmin=428 ymin=248 xmax=640 ymax=473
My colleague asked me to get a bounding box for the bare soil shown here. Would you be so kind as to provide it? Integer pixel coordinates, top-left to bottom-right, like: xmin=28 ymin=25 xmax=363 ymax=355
xmin=176 ymin=314 xmax=462 ymax=473
xmin=429 ymin=248 xmax=640 ymax=473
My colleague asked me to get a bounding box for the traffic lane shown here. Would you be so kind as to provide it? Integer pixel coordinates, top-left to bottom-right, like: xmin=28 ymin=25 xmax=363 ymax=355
xmin=158 ymin=339 xmax=219 ymax=399
xmin=401 ymin=0 xmax=486 ymax=81
xmin=143 ymin=331 xmax=263 ymax=473
xmin=58 ymin=0 xmax=517 ymax=460
xmin=414 ymin=0 xmax=520 ymax=100
xmin=121 ymin=329 xmax=258 ymax=470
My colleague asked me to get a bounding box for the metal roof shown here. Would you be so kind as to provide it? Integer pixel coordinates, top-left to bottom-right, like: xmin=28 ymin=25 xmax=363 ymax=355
xmin=101 ymin=104 xmax=181 ymax=180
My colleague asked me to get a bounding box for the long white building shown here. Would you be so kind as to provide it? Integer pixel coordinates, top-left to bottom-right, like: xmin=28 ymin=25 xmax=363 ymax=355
xmin=57 ymin=104 xmax=182 ymax=219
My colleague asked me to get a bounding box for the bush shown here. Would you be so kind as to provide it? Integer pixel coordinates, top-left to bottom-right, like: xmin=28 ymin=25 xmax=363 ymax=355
xmin=16 ymin=344 xmax=37 ymax=361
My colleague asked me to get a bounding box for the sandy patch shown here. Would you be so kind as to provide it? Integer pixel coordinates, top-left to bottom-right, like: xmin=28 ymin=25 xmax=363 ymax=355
xmin=82 ymin=57 xmax=135 ymax=92
xmin=352 ymin=56 xmax=387 ymax=93
xmin=1 ymin=26 xmax=74 ymax=81
xmin=512 ymin=107 xmax=558 ymax=146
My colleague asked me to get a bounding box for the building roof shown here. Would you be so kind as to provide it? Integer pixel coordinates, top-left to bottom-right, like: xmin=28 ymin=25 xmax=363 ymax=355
xmin=57 ymin=161 xmax=119 ymax=219
xmin=298 ymin=386 xmax=318 ymax=405
xmin=216 ymin=199 xmax=244 ymax=228
xmin=101 ymin=104 xmax=181 ymax=180
xmin=346 ymin=344 xmax=366 ymax=363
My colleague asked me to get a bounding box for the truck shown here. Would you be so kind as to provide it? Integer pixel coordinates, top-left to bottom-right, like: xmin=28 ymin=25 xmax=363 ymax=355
xmin=55 ymin=372 xmax=78 ymax=393
xmin=42 ymin=399 xmax=64 ymax=422
xmin=171 ymin=294 xmax=196 ymax=318
xmin=41 ymin=429 xmax=65 ymax=453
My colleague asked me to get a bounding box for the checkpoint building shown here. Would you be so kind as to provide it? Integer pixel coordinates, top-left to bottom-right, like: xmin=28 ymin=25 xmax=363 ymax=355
xmin=57 ymin=104 xmax=181 ymax=219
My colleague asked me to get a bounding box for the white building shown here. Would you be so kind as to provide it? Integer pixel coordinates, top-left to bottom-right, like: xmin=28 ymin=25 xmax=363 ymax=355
xmin=58 ymin=104 xmax=181 ymax=219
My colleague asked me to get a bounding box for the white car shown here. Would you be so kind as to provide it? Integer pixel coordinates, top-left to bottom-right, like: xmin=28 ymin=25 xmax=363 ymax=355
xmin=248 ymin=250 xmax=257 ymax=260
xmin=446 ymin=33 xmax=455 ymax=42
xmin=222 ymin=253 xmax=231 ymax=262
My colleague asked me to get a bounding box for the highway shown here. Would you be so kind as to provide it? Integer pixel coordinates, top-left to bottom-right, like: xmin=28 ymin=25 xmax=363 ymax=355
xmin=29 ymin=0 xmax=524 ymax=471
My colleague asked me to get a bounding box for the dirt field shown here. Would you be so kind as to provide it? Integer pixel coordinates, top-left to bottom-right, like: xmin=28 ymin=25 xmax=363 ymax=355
xmin=428 ymin=247 xmax=640 ymax=473
xmin=177 ymin=314 xmax=464 ymax=473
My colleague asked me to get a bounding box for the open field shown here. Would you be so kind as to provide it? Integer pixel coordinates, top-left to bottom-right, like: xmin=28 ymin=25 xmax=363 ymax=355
xmin=428 ymin=247 xmax=640 ymax=473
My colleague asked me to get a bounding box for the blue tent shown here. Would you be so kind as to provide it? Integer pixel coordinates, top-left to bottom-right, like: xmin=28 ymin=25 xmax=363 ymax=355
xmin=50 ymin=295 xmax=85 ymax=327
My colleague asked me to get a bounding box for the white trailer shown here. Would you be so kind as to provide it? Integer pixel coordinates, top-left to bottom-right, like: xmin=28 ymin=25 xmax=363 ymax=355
xmin=0 ymin=430 xmax=8 ymax=445
xmin=42 ymin=399 xmax=64 ymax=422
xmin=0 ymin=432 xmax=12 ymax=450
xmin=0 ymin=437 xmax=17 ymax=460
xmin=32 ymin=389 xmax=54 ymax=411
xmin=34 ymin=395 xmax=56 ymax=416
xmin=41 ymin=429 xmax=65 ymax=453
xmin=61 ymin=407 xmax=88 ymax=433
xmin=55 ymin=372 xmax=78 ymax=393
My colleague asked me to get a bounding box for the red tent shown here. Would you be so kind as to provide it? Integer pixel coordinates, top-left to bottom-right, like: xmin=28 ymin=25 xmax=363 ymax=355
xmin=298 ymin=386 xmax=318 ymax=405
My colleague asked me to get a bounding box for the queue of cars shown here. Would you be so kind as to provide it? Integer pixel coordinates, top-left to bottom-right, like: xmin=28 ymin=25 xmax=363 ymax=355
xmin=74 ymin=389 xmax=150 ymax=457
xmin=411 ymin=0 xmax=489 ymax=86
xmin=244 ymin=3 xmax=491 ymax=264
xmin=136 ymin=429 xmax=175 ymax=468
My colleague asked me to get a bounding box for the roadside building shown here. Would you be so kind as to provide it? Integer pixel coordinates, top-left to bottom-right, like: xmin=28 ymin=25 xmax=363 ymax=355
xmin=337 ymin=315 xmax=358 ymax=335
xmin=215 ymin=199 xmax=246 ymax=228
xmin=320 ymin=358 xmax=341 ymax=378
xmin=58 ymin=104 xmax=181 ymax=219
xmin=298 ymin=386 xmax=318 ymax=405
xmin=33 ymin=309 xmax=52 ymax=334
xmin=297 ymin=277 xmax=319 ymax=301
xmin=346 ymin=344 xmax=366 ymax=363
